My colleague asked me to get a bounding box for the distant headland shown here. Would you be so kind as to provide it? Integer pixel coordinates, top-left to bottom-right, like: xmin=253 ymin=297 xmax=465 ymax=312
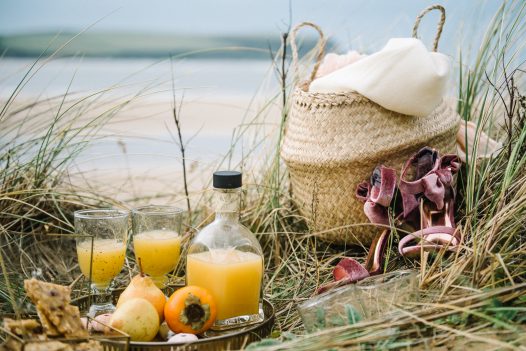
xmin=0 ymin=32 xmax=333 ymax=59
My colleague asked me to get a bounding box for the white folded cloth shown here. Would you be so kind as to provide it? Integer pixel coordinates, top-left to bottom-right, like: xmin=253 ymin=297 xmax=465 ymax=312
xmin=309 ymin=38 xmax=451 ymax=117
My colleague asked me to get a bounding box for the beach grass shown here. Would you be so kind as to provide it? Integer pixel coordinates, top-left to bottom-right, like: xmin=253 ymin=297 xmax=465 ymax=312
xmin=247 ymin=1 xmax=526 ymax=349
xmin=1 ymin=0 xmax=526 ymax=349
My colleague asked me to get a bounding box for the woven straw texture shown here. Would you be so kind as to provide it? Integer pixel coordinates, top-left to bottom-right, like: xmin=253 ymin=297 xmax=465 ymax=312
xmin=282 ymin=7 xmax=458 ymax=246
xmin=282 ymin=83 xmax=460 ymax=245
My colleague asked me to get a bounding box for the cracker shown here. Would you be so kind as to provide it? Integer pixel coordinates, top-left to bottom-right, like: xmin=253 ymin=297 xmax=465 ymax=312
xmin=2 ymin=337 xmax=23 ymax=351
xmin=24 ymin=279 xmax=87 ymax=339
xmin=24 ymin=341 xmax=73 ymax=351
xmin=2 ymin=318 xmax=42 ymax=336
xmin=24 ymin=279 xmax=70 ymax=309
xmin=36 ymin=305 xmax=60 ymax=337
xmin=75 ymin=340 xmax=104 ymax=351
xmin=42 ymin=305 xmax=87 ymax=338
xmin=2 ymin=340 xmax=72 ymax=351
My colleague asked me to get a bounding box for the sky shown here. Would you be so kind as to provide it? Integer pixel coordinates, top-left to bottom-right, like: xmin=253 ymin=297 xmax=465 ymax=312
xmin=0 ymin=0 xmax=501 ymax=55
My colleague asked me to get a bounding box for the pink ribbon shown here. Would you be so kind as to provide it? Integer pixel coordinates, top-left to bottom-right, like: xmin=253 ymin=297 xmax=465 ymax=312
xmin=399 ymin=150 xmax=460 ymax=218
xmin=356 ymin=166 xmax=397 ymax=225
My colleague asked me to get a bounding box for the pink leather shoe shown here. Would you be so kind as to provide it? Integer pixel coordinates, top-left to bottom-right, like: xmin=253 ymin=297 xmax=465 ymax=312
xmin=356 ymin=165 xmax=400 ymax=274
xmin=398 ymin=147 xmax=461 ymax=256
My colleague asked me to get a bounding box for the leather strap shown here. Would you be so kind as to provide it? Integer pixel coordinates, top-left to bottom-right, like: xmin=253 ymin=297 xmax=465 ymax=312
xmin=356 ymin=166 xmax=397 ymax=226
xmin=398 ymin=226 xmax=459 ymax=256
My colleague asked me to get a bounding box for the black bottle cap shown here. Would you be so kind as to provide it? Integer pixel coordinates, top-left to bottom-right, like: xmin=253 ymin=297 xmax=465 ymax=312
xmin=213 ymin=171 xmax=242 ymax=189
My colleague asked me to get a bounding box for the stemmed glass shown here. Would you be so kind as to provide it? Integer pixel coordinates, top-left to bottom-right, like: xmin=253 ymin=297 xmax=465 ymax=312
xmin=132 ymin=205 xmax=183 ymax=288
xmin=75 ymin=209 xmax=129 ymax=317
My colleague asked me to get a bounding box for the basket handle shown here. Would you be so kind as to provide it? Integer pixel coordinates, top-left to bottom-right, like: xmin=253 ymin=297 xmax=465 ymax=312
xmin=290 ymin=22 xmax=326 ymax=83
xmin=412 ymin=4 xmax=446 ymax=52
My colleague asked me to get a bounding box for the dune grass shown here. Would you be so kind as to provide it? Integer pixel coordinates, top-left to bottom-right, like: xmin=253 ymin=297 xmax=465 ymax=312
xmin=1 ymin=1 xmax=526 ymax=349
xmin=243 ymin=1 xmax=526 ymax=348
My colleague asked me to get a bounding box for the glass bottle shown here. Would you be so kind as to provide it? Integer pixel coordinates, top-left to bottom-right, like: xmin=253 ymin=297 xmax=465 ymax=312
xmin=186 ymin=171 xmax=264 ymax=330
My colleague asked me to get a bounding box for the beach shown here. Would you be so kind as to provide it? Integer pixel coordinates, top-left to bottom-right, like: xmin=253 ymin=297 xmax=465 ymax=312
xmin=1 ymin=58 xmax=281 ymax=202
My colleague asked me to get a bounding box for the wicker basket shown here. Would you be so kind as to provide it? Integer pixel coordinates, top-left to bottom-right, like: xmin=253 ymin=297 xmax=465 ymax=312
xmin=281 ymin=6 xmax=460 ymax=246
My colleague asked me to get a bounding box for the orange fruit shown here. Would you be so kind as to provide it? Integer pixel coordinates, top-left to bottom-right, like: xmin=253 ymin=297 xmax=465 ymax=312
xmin=164 ymin=286 xmax=217 ymax=334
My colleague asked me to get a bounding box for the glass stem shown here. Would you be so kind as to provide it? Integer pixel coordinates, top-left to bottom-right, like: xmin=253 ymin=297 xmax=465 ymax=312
xmin=92 ymin=284 xmax=112 ymax=304
xmin=88 ymin=284 xmax=115 ymax=317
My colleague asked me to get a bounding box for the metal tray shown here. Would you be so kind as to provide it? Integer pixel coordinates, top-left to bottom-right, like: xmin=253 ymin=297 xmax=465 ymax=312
xmin=129 ymin=300 xmax=274 ymax=351
xmin=73 ymin=288 xmax=275 ymax=351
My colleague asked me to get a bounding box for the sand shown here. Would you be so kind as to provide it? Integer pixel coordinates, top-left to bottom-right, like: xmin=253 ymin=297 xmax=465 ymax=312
xmin=3 ymin=94 xmax=281 ymax=204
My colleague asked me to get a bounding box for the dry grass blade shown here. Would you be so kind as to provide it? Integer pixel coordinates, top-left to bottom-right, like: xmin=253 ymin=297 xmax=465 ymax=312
xmin=1 ymin=2 xmax=526 ymax=350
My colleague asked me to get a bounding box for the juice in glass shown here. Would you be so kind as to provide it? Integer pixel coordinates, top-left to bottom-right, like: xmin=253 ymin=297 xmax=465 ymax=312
xmin=187 ymin=248 xmax=263 ymax=320
xmin=76 ymin=239 xmax=126 ymax=288
xmin=133 ymin=230 xmax=181 ymax=277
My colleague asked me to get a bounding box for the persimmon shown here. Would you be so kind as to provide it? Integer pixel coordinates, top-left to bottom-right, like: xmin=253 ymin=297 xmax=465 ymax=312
xmin=164 ymin=286 xmax=217 ymax=335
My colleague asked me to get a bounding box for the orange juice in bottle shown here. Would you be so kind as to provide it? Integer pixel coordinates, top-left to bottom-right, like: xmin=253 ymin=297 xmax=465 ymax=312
xmin=186 ymin=171 xmax=264 ymax=329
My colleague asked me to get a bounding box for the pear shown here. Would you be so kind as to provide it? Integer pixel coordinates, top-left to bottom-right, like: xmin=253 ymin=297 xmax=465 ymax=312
xmin=117 ymin=258 xmax=167 ymax=321
xmin=110 ymin=298 xmax=159 ymax=341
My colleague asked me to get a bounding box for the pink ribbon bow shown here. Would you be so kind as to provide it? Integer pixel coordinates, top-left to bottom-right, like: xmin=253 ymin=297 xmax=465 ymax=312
xmin=399 ymin=151 xmax=460 ymax=218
